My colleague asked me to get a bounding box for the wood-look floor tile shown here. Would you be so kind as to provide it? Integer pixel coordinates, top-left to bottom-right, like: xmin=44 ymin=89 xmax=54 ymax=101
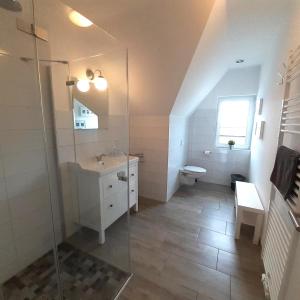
xmin=197 ymin=228 xmax=261 ymax=257
xmin=130 ymin=217 xmax=167 ymax=248
xmin=162 ymin=254 xmax=230 ymax=300
xmin=217 ymin=250 xmax=264 ymax=285
xmin=121 ymin=183 xmax=263 ymax=299
xmin=152 ymin=215 xmax=201 ymax=238
xmin=202 ymin=207 xmax=236 ymax=223
xmin=131 ymin=238 xmax=169 ymax=277
xmin=230 ymin=276 xmax=265 ymax=300
xmin=161 ymin=232 xmax=218 ymax=269
xmin=168 ymin=198 xmax=203 ymax=214
xmin=119 ymin=274 xmax=198 ymax=300
xmin=171 ymin=195 xmax=204 ymax=210
xmin=194 ymin=182 xmax=231 ymax=193
xmin=196 ymin=214 xmax=227 ymax=234
xmin=225 ymin=222 xmax=236 ymax=236
xmin=141 ymin=201 xmax=203 ymax=225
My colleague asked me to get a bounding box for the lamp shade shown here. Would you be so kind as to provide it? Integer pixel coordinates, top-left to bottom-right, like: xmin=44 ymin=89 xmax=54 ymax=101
xmin=94 ymin=76 xmax=108 ymax=91
xmin=76 ymin=80 xmax=90 ymax=92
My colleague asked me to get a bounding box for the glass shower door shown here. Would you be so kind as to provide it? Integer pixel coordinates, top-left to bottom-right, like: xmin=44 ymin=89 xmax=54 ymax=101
xmin=0 ymin=1 xmax=61 ymax=299
xmin=33 ymin=0 xmax=132 ymax=299
xmin=0 ymin=0 xmax=132 ymax=298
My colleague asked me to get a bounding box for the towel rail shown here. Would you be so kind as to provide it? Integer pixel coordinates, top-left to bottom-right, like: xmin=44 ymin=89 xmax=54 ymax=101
xmin=282 ymin=109 xmax=300 ymax=115
xmin=281 ymin=124 xmax=300 ymax=127
xmin=283 ymin=102 xmax=300 ymax=108
xmin=288 ymin=210 xmax=300 ymax=232
xmin=284 ymin=94 xmax=300 ymax=102
xmin=263 ymin=45 xmax=300 ymax=300
xmin=280 ymin=129 xmax=300 ymax=134
xmin=282 ymin=116 xmax=300 ymax=121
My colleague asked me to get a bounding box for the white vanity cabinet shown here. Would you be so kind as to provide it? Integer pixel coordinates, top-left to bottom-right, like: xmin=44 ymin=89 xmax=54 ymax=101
xmin=76 ymin=157 xmax=138 ymax=244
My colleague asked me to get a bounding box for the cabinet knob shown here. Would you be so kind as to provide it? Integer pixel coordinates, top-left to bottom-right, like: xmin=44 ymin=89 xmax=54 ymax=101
xmin=110 ymin=204 xmax=113 ymax=207
xmin=109 ymin=185 xmax=113 ymax=188
xmin=131 ymin=189 xmax=134 ymax=192
xmin=131 ymin=173 xmax=134 ymax=176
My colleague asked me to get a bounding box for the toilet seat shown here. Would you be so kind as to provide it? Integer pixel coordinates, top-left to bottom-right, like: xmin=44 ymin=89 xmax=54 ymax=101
xmin=181 ymin=165 xmax=206 ymax=174
xmin=179 ymin=165 xmax=206 ymax=185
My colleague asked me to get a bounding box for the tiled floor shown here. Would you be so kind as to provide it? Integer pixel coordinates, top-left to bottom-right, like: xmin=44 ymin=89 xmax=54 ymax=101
xmin=2 ymin=243 xmax=130 ymax=300
xmin=2 ymin=182 xmax=265 ymax=300
xmin=120 ymin=182 xmax=266 ymax=300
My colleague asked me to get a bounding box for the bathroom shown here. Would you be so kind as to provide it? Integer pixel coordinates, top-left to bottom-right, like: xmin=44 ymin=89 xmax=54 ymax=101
xmin=1 ymin=0 xmax=300 ymax=300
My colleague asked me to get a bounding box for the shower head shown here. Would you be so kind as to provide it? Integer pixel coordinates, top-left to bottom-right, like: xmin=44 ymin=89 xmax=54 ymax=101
xmin=0 ymin=0 xmax=22 ymax=12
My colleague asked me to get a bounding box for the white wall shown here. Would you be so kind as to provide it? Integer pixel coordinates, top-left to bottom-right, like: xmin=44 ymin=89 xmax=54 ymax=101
xmin=64 ymin=0 xmax=215 ymax=116
xmin=130 ymin=116 xmax=169 ymax=201
xmin=171 ymin=0 xmax=229 ymax=116
xmin=249 ymin=3 xmax=299 ymax=210
xmin=188 ymin=66 xmax=260 ymax=186
xmin=247 ymin=2 xmax=300 ymax=299
xmin=167 ymin=115 xmax=188 ymax=200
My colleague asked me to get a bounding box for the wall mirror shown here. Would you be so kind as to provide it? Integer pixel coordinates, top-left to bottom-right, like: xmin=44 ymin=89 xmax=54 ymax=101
xmin=72 ymin=82 xmax=108 ymax=130
xmin=73 ymin=99 xmax=99 ymax=129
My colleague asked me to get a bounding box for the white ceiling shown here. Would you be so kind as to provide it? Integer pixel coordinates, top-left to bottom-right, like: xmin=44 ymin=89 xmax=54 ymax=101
xmin=63 ymin=0 xmax=215 ymax=115
xmin=172 ymin=0 xmax=295 ymax=115
xmin=63 ymin=0 xmax=295 ymax=116
xmin=226 ymin=0 xmax=293 ymax=69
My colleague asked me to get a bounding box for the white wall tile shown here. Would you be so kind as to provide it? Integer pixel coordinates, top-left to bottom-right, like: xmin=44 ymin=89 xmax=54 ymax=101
xmin=5 ymin=168 xmax=48 ymax=199
xmin=187 ymin=67 xmax=259 ymax=186
xmin=3 ymin=149 xmax=46 ymax=177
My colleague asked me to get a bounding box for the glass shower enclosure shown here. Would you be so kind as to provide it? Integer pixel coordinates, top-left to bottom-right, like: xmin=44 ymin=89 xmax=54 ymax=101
xmin=0 ymin=0 xmax=131 ymax=299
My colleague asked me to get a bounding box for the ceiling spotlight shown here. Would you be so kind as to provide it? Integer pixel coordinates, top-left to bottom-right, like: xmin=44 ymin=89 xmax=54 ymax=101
xmin=236 ymin=59 xmax=245 ymax=64
xmin=69 ymin=10 xmax=93 ymax=27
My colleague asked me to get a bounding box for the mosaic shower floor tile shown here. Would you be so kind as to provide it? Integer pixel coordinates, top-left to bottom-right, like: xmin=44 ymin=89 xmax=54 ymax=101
xmin=3 ymin=243 xmax=131 ymax=300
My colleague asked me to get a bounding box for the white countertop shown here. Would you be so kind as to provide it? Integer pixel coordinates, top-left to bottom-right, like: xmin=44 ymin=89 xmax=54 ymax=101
xmin=72 ymin=155 xmax=139 ymax=177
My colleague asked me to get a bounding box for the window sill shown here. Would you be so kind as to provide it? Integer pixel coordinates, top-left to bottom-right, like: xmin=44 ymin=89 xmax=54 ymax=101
xmin=216 ymin=146 xmax=251 ymax=151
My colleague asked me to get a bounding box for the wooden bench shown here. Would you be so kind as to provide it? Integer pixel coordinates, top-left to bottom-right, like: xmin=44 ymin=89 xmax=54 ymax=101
xmin=235 ymin=181 xmax=265 ymax=244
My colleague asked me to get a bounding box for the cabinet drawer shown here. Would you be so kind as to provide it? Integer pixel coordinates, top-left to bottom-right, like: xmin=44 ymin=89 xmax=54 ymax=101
xmin=129 ymin=186 xmax=137 ymax=208
xmin=102 ymin=172 xmax=122 ymax=198
xmin=103 ymin=195 xmax=120 ymax=228
xmin=129 ymin=165 xmax=138 ymax=185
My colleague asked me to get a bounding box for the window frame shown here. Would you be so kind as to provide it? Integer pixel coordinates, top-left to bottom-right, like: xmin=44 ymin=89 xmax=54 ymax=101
xmin=215 ymin=95 xmax=256 ymax=150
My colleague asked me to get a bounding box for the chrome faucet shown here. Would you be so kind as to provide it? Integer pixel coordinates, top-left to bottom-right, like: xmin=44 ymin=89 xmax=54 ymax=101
xmin=96 ymin=154 xmax=106 ymax=162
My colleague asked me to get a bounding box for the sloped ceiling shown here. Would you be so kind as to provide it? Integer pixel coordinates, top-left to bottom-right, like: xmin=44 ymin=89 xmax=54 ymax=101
xmin=63 ymin=0 xmax=292 ymax=117
xmin=62 ymin=0 xmax=215 ymax=115
xmin=172 ymin=0 xmax=294 ymax=116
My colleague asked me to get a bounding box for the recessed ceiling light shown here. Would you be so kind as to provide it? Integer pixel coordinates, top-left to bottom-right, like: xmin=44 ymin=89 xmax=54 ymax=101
xmin=236 ymin=59 xmax=245 ymax=64
xmin=69 ymin=10 xmax=93 ymax=27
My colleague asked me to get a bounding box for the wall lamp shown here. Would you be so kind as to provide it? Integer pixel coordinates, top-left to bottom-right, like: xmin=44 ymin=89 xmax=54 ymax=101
xmin=66 ymin=69 xmax=108 ymax=92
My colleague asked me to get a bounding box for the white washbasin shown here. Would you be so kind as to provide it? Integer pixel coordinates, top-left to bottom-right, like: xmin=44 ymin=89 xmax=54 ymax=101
xmin=71 ymin=155 xmax=138 ymax=177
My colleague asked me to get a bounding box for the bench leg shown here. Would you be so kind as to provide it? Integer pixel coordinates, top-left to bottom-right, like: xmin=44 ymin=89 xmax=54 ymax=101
xmin=253 ymin=214 xmax=263 ymax=245
xmin=235 ymin=210 xmax=242 ymax=240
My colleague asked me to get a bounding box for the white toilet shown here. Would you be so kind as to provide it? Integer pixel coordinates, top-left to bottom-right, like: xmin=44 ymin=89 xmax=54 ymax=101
xmin=179 ymin=165 xmax=207 ymax=186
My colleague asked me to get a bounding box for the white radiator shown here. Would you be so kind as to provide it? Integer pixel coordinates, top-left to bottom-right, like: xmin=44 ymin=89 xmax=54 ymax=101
xmin=262 ymin=45 xmax=300 ymax=300
xmin=262 ymin=192 xmax=294 ymax=300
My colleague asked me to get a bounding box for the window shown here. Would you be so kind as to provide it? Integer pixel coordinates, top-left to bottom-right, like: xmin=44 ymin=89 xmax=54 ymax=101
xmin=216 ymin=96 xmax=255 ymax=149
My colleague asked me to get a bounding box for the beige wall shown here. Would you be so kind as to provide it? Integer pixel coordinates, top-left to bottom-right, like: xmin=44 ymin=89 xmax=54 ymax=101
xmin=64 ymin=0 xmax=215 ymax=115
xmin=63 ymin=0 xmax=217 ymax=201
